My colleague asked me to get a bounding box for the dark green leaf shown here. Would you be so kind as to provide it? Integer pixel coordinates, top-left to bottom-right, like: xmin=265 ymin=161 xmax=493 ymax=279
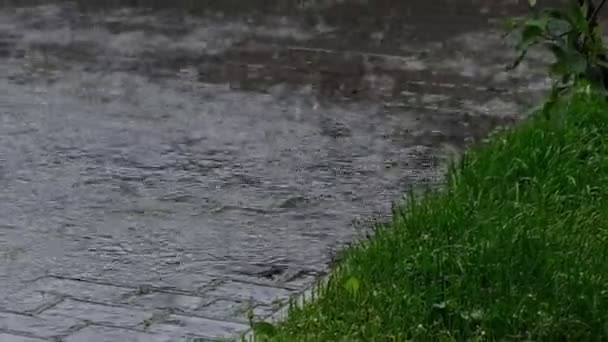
xmin=567 ymin=30 xmax=582 ymax=51
xmin=544 ymin=9 xmax=571 ymax=23
xmin=515 ymin=17 xmax=550 ymax=50
xmin=547 ymin=41 xmax=587 ymax=76
xmin=520 ymin=24 xmax=544 ymax=49
xmin=546 ymin=17 xmax=573 ymax=36
xmin=516 ymin=19 xmax=548 ymax=49
xmin=565 ymin=0 xmax=590 ymax=34
xmin=547 ymin=42 xmax=569 ymax=62
xmin=550 ymin=60 xmax=571 ymax=77
xmin=570 ymin=52 xmax=587 ymax=74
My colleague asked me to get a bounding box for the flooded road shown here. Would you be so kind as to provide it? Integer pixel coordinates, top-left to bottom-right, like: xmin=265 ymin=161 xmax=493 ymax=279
xmin=0 ymin=1 xmax=549 ymax=340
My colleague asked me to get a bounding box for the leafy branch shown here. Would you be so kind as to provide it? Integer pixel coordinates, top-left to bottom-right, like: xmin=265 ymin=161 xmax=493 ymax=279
xmin=505 ymin=0 xmax=608 ymax=113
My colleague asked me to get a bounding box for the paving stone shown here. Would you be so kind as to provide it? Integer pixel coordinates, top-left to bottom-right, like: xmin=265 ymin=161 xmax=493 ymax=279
xmin=137 ymin=273 xmax=216 ymax=293
xmin=196 ymin=299 xmax=274 ymax=323
xmin=145 ymin=314 xmax=248 ymax=340
xmin=28 ymin=277 xmax=133 ymax=303
xmin=0 ymin=290 xmax=60 ymax=312
xmin=195 ymin=299 xmax=249 ymax=322
xmin=40 ymin=299 xmax=153 ymax=328
xmin=125 ymin=292 xmax=206 ymax=312
xmin=281 ymin=273 xmax=318 ymax=290
xmin=64 ymin=325 xmax=174 ymax=342
xmin=250 ymin=304 xmax=275 ymax=321
xmin=0 ymin=311 xmax=81 ymax=339
xmin=203 ymin=281 xmax=292 ymax=305
xmin=0 ymin=333 xmax=48 ymax=342
xmin=97 ymin=272 xmax=217 ymax=294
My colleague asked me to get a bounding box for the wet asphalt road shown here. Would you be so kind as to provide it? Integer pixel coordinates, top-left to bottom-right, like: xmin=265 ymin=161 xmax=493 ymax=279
xmin=0 ymin=1 xmax=551 ymax=340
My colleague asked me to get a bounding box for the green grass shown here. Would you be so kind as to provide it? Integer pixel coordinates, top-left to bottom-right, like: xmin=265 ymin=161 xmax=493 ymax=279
xmin=259 ymin=93 xmax=608 ymax=341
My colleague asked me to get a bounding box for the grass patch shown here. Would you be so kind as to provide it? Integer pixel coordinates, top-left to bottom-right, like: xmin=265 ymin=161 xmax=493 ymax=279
xmin=259 ymin=93 xmax=608 ymax=341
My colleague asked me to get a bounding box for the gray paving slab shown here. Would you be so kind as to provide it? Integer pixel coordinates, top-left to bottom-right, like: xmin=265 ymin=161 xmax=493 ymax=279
xmin=0 ymin=333 xmax=48 ymax=342
xmin=124 ymin=291 xmax=208 ymax=312
xmin=196 ymin=299 xmax=274 ymax=323
xmin=0 ymin=311 xmax=82 ymax=339
xmin=144 ymin=314 xmax=249 ymax=340
xmin=64 ymin=326 xmax=174 ymax=342
xmin=26 ymin=277 xmax=134 ymax=304
xmin=40 ymin=299 xmax=155 ymax=328
xmin=203 ymin=281 xmax=292 ymax=306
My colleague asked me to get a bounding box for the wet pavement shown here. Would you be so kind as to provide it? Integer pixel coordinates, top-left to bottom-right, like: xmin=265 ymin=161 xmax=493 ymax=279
xmin=0 ymin=1 xmax=551 ymax=341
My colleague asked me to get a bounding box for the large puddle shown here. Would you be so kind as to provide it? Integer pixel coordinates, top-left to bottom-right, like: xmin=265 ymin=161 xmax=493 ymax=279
xmin=0 ymin=1 xmax=551 ymax=340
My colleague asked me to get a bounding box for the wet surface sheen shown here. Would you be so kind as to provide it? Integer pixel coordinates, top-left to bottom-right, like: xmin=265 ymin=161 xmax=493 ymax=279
xmin=0 ymin=1 xmax=549 ymax=340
